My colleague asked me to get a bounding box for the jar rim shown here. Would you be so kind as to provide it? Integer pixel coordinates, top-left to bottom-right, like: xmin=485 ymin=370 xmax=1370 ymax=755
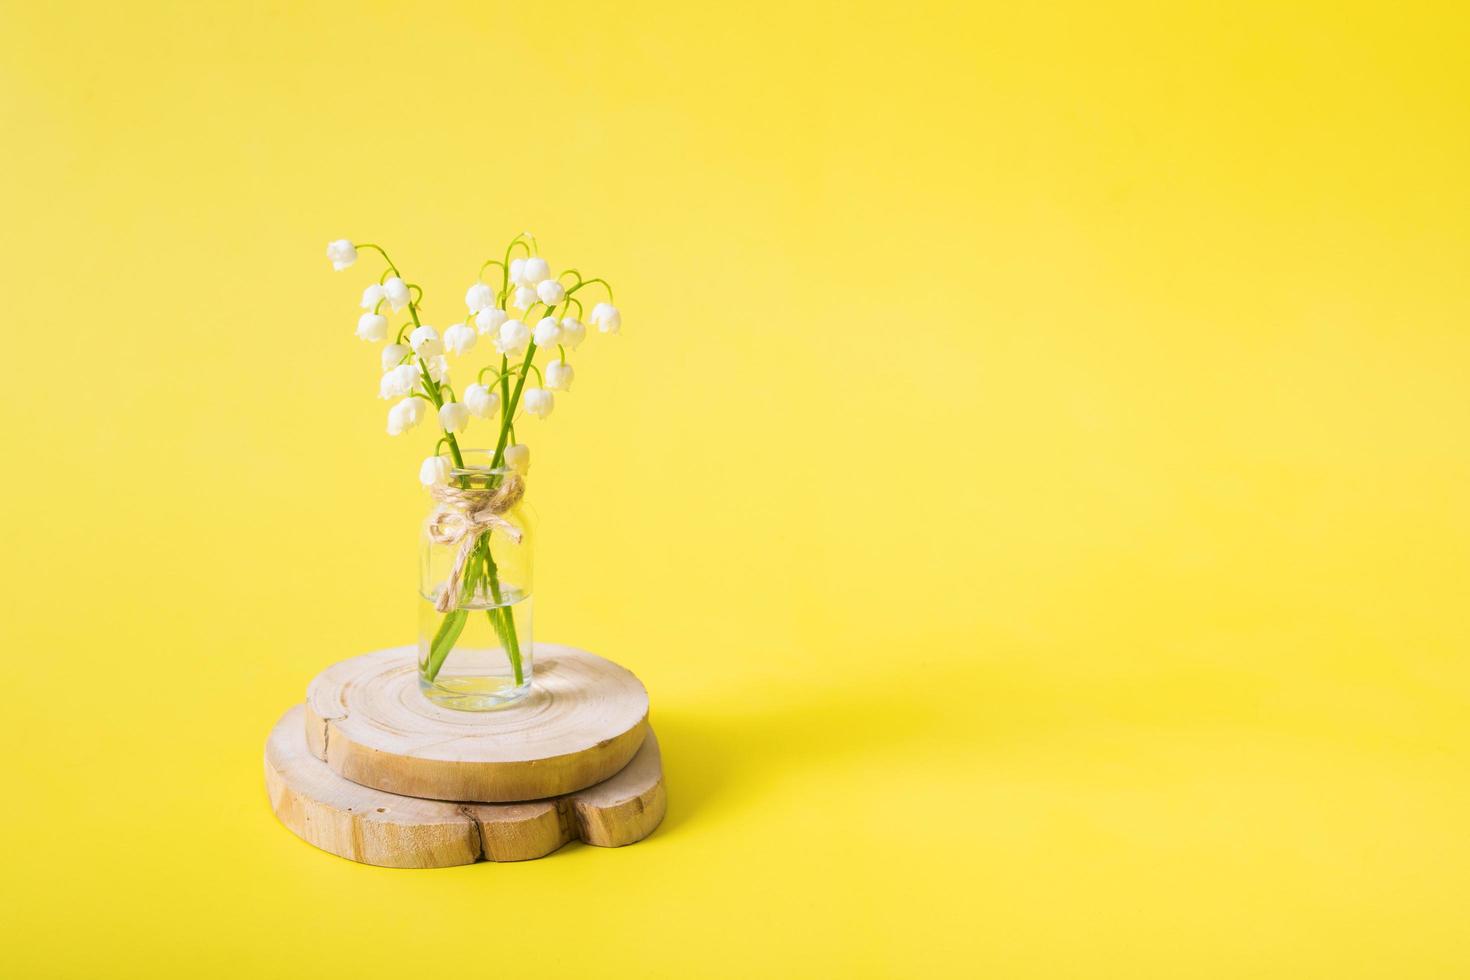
xmin=440 ymin=447 xmax=517 ymax=477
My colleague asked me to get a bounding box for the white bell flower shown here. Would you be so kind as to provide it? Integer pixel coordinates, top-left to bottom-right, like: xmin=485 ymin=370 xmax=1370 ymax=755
xmin=512 ymin=285 xmax=537 ymax=310
xmin=383 ymin=276 xmax=411 ymax=311
xmin=533 ymin=316 xmax=561 ymax=346
xmin=496 ymin=319 xmax=530 ymax=354
xmin=381 ymin=342 xmax=410 ymax=372
xmin=409 ymin=325 xmax=443 ymax=358
xmin=475 ymin=307 xmax=508 ymax=335
xmin=509 ymin=257 xmax=528 ymax=286
xmin=355 ymin=313 xmax=388 ymax=342
xmin=379 ymin=363 xmax=420 ymax=399
xmin=522 ymin=387 xmax=554 ymax=418
xmin=465 ymin=283 xmax=496 ymax=314
xmin=444 ymin=322 xmax=477 ymax=356
xmin=504 ymin=443 xmax=530 ymax=473
xmin=559 ymin=318 xmax=586 ymax=349
xmin=360 ymin=283 xmax=386 ymax=310
xmin=589 ymin=302 xmax=621 ymax=334
xmin=438 ymin=401 xmax=470 ymax=433
xmin=464 ymin=383 xmax=500 ymax=419
xmin=326 ymin=240 xmax=357 ymax=270
xmin=523 ymin=256 xmax=550 ymax=284
xmin=536 ymin=279 xmax=565 ymax=305
xmin=545 ymin=359 xmax=574 ymax=391
xmin=426 ymin=354 xmax=451 ymax=384
xmin=387 ymin=396 xmax=427 ymax=435
xmin=419 ymin=455 xmax=451 ymax=486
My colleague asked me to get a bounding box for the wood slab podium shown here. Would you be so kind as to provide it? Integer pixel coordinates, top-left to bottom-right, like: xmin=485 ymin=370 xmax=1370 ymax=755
xmin=264 ymin=646 xmax=665 ymax=867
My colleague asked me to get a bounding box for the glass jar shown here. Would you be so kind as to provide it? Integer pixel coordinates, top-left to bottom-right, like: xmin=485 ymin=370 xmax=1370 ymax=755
xmin=418 ymin=449 xmax=534 ymax=710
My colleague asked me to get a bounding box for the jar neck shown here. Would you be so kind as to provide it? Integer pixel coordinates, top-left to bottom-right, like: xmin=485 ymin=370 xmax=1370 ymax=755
xmin=439 ymin=448 xmax=522 ymax=490
xmin=446 ymin=468 xmax=523 ymax=491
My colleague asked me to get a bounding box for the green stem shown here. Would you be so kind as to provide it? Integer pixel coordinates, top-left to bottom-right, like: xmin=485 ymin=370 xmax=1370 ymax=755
xmin=567 ymin=278 xmax=613 ymax=301
xmin=416 ymin=357 xmax=464 ymax=468
xmin=478 ymin=364 xmax=521 ymax=389
xmin=425 ymin=609 xmax=467 ymax=679
xmin=480 ymin=548 xmax=524 ymax=686
xmin=354 ymin=243 xmax=396 ymax=272
xmin=472 ymin=301 xmax=547 ymax=682
xmin=425 ymin=533 xmax=483 ymax=681
xmin=371 ymin=239 xmax=526 ymax=687
xmin=492 ymin=337 xmax=541 ymax=467
xmin=425 ymin=536 xmax=523 ymax=686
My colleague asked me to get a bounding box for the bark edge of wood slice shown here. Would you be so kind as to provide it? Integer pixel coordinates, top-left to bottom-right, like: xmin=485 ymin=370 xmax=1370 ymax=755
xmin=265 ymin=704 xmax=667 ymax=867
xmin=305 ymin=645 xmax=650 ymax=802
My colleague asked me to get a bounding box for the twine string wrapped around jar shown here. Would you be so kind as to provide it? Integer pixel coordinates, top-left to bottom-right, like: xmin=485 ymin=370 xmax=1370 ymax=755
xmin=425 ymin=475 xmax=525 ymax=613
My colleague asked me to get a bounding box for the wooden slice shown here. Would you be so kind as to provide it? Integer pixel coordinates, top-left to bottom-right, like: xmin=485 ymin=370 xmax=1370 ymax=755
xmin=305 ymin=645 xmax=650 ymax=802
xmin=265 ymin=705 xmax=667 ymax=867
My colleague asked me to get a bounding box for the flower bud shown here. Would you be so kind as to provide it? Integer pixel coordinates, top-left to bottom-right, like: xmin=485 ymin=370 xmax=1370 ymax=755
xmin=326 ymin=239 xmax=357 ymax=270
xmin=438 ymin=401 xmax=470 ymax=433
xmin=383 ymin=276 xmax=411 ymax=311
xmin=497 ymin=319 xmax=530 ymax=354
xmin=509 ymin=257 xmax=528 ymax=286
xmin=426 ymin=355 xmax=450 ymax=384
xmin=522 ymin=387 xmax=554 ymax=418
xmin=464 ymin=383 xmax=500 ymax=419
xmin=536 ymin=279 xmax=565 ymax=305
xmin=419 ymin=455 xmax=451 ymax=486
xmin=523 ymin=256 xmax=550 ymax=283
xmin=381 ymin=342 xmax=410 ymax=372
xmin=589 ymin=302 xmax=621 ymax=334
xmin=559 ymin=318 xmax=586 ymax=349
xmin=475 ymin=307 xmax=508 ymax=335
xmin=360 ymin=283 xmax=386 ymax=310
xmin=444 ymin=323 xmax=477 ymax=356
xmin=465 ymin=282 xmax=496 ymax=314
xmin=409 ymin=325 xmax=443 ymax=358
xmin=504 ymin=443 xmax=530 ymax=473
xmin=545 ymin=359 xmax=574 ymax=391
xmin=355 ymin=313 xmax=388 ymax=342
xmin=387 ymin=396 xmax=427 ymax=435
xmin=512 ymin=285 xmax=537 ymax=310
xmin=533 ymin=316 xmax=561 ymax=346
xmin=379 ymin=363 xmax=419 ymax=399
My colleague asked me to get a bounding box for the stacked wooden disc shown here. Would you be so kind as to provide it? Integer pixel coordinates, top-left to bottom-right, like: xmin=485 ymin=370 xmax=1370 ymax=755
xmin=264 ymin=644 xmax=666 ymax=867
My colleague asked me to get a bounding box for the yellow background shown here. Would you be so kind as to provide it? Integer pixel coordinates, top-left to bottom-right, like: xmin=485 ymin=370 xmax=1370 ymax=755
xmin=2 ymin=1 xmax=1467 ymax=976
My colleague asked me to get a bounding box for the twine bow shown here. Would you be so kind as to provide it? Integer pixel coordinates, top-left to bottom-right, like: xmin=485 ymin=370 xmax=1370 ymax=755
xmin=426 ymin=476 xmax=525 ymax=613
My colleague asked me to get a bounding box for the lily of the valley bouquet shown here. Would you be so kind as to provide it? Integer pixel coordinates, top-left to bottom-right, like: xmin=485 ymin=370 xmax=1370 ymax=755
xmin=325 ymin=234 xmax=621 ymax=710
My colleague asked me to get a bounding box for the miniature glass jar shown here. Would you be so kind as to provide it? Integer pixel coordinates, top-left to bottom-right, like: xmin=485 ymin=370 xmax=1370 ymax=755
xmin=417 ymin=449 xmax=534 ymax=710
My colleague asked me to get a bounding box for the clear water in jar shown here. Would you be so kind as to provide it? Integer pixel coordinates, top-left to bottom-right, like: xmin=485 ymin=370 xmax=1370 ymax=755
xmin=417 ymin=587 xmax=533 ymax=711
